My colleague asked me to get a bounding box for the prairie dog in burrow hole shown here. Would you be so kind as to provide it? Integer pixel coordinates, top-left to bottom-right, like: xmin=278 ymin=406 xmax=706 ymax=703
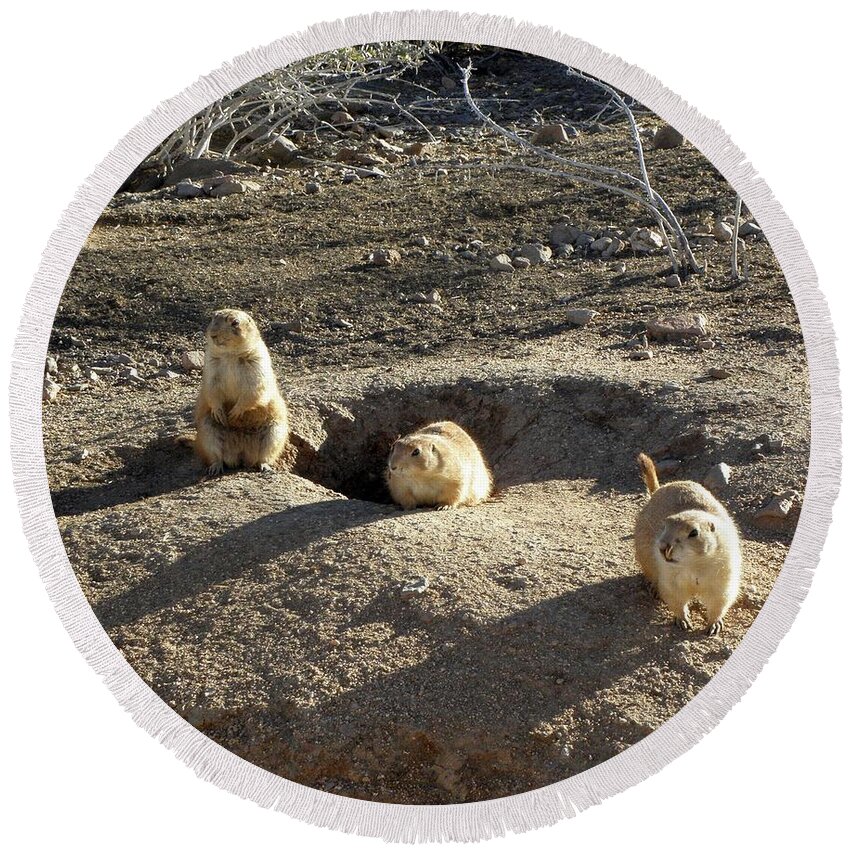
xmin=386 ymin=420 xmax=493 ymax=510
xmin=633 ymin=452 xmax=741 ymax=635
xmin=194 ymin=308 xmax=289 ymax=476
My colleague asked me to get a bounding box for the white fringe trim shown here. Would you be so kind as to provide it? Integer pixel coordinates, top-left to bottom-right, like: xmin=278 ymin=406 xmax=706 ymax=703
xmin=8 ymin=9 xmax=840 ymax=843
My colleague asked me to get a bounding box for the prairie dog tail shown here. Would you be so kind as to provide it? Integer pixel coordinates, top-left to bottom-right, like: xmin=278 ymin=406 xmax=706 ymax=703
xmin=637 ymin=452 xmax=660 ymax=494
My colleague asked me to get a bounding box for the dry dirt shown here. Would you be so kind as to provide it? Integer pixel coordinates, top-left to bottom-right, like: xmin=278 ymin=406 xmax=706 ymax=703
xmin=44 ymin=48 xmax=809 ymax=804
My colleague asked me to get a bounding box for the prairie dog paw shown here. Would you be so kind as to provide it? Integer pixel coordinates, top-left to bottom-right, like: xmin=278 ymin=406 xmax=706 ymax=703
xmin=211 ymin=407 xmax=228 ymax=426
xmin=207 ymin=461 xmax=225 ymax=477
xmin=707 ymin=619 xmax=724 ymax=637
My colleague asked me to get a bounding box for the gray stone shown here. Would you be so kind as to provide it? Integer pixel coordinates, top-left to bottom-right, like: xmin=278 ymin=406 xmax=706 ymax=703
xmin=647 ymin=313 xmax=709 ymax=340
xmin=602 ymin=237 xmax=625 ymax=258
xmin=550 ymin=222 xmax=582 ymax=246
xmin=629 ymin=228 xmax=665 ymax=252
xmin=305 ymin=181 xmax=322 ymax=195
xmin=754 ymin=490 xmax=801 ymax=528
xmin=665 ymin=273 xmax=683 ymax=288
xmin=564 ymin=308 xmax=598 ymax=326
xmin=532 ymin=124 xmax=570 ymax=145
xmin=342 ymin=171 xmax=361 ymax=184
xmin=708 ymin=367 xmax=734 ymax=379
xmin=653 ymin=125 xmax=685 ymax=149
xmin=712 ymin=220 xmax=734 ymax=242
xmin=43 ymin=376 xmax=60 ymax=403
xmin=45 ymin=355 xmax=58 ymax=375
xmin=368 ymin=248 xmax=401 ymax=267
xmin=489 ymin=254 xmax=514 ymax=273
xmin=704 ymin=463 xmax=732 ymax=491
xmin=554 ymin=244 xmax=575 ymax=259
xmin=590 ymin=236 xmax=613 ymax=253
xmin=401 ymin=576 xmax=430 ymax=600
xmin=739 ymin=221 xmax=763 ymax=238
xmin=412 ymin=235 xmax=430 ymax=248
xmin=181 ymin=350 xmax=205 ymax=373
xmin=175 ymin=180 xmax=205 ymax=198
xmin=630 ymin=349 xmax=654 ymax=360
xmin=512 ymin=256 xmax=532 ymax=269
xmin=518 ymin=243 xmax=552 ymax=265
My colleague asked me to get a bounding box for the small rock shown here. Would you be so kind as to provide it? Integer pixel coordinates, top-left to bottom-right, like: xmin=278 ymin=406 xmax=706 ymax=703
xmin=175 ymin=179 xmax=205 ymax=198
xmin=155 ymin=369 xmax=181 ymax=380
xmin=43 ymin=376 xmax=60 ymax=403
xmin=532 ymin=124 xmax=570 ymax=145
xmin=665 ymin=273 xmax=682 ymax=288
xmin=652 ymin=125 xmax=685 ymax=149
xmin=412 ymin=235 xmax=430 ymax=248
xmin=403 ymin=142 xmax=429 ymax=156
xmin=330 ymin=110 xmax=355 ymax=126
xmin=602 ymin=237 xmax=625 ymax=259
xmin=610 ymin=261 xmax=627 ymax=274
xmin=712 ymin=219 xmax=734 ymax=242
xmin=629 ymin=228 xmax=665 ymax=252
xmin=93 ymin=353 xmax=134 ymax=367
xmin=754 ymin=490 xmax=801 ymax=529
xmin=564 ymin=308 xmax=598 ymax=326
xmin=434 ymin=168 xmax=448 ymax=178
xmin=489 ymin=254 xmax=514 ymax=273
xmin=630 ymin=349 xmax=654 ymax=360
xmin=425 ymin=289 xmax=442 ymax=305
xmin=659 ymin=426 xmax=715 ymax=459
xmin=207 ymin=178 xmax=254 ymax=198
xmin=401 ymin=576 xmax=430 ymax=600
xmin=625 ymin=333 xmax=649 ymax=350
xmin=305 ymin=181 xmax=321 ymax=195
xmin=45 ymin=355 xmax=58 ymax=375
xmin=739 ymin=221 xmax=763 ymax=238
xmin=341 ymin=171 xmax=361 ymax=184
xmin=704 ymin=463 xmax=732 ymax=491
xmin=550 ymin=222 xmax=582 ymax=246
xmin=590 ymin=236 xmax=613 ymax=253
xmin=647 ymin=313 xmax=709 ymax=340
xmin=697 ymin=339 xmax=716 ymax=351
xmin=708 ymin=367 xmax=734 ymax=379
xmin=517 ymin=243 xmax=552 ymax=265
xmin=656 ymin=458 xmax=681 ymax=475
xmin=555 ymin=244 xmax=576 ymax=259
xmin=512 ymin=256 xmax=532 ymax=269
xmin=73 ymin=447 xmax=90 ymax=463
xmin=754 ymin=433 xmax=784 ymax=454
xmin=181 ymin=350 xmax=205 ymax=373
xmin=368 ymin=248 xmax=401 ymax=267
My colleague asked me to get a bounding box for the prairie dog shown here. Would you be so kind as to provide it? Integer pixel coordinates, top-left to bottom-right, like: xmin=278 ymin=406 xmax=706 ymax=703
xmin=386 ymin=421 xmax=492 ymax=510
xmin=634 ymin=453 xmax=740 ymax=635
xmin=194 ymin=309 xmax=289 ymax=475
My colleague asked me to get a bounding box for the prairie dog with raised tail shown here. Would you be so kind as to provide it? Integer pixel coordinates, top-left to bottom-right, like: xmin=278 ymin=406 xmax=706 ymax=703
xmin=634 ymin=452 xmax=740 ymax=635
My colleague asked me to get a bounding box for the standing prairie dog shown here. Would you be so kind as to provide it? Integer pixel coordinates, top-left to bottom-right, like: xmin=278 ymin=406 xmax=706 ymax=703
xmin=194 ymin=309 xmax=289 ymax=475
xmin=386 ymin=421 xmax=493 ymax=510
xmin=633 ymin=452 xmax=741 ymax=635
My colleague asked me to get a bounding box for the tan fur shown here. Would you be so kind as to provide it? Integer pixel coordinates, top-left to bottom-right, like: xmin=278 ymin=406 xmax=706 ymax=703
xmin=194 ymin=309 xmax=289 ymax=475
xmin=386 ymin=421 xmax=493 ymax=510
xmin=633 ymin=453 xmax=741 ymax=636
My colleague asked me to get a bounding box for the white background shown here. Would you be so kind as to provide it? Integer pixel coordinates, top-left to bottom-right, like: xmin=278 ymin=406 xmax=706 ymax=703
xmin=2 ymin=2 xmax=847 ymax=847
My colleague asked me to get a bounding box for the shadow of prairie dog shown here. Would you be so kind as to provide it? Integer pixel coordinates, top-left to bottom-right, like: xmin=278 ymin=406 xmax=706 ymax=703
xmin=634 ymin=452 xmax=741 ymax=635
xmin=386 ymin=421 xmax=493 ymax=510
xmin=194 ymin=309 xmax=289 ymax=476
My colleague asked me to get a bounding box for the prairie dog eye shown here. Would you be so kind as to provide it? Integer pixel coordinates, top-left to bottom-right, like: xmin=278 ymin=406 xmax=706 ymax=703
xmin=231 ymin=319 xmax=240 ymax=328
xmin=411 ymin=448 xmax=421 ymax=457
xmin=688 ymin=528 xmax=699 ymax=538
